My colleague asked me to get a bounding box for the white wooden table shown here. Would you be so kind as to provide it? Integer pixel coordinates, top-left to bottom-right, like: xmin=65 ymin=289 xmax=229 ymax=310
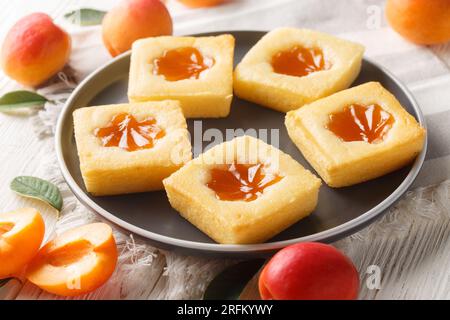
xmin=1 ymin=0 xmax=450 ymax=300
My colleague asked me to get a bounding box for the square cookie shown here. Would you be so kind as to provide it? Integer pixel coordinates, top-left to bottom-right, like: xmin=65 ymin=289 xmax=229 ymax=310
xmin=285 ymin=82 xmax=426 ymax=187
xmin=234 ymin=28 xmax=365 ymax=112
xmin=163 ymin=135 xmax=321 ymax=244
xmin=128 ymin=35 xmax=235 ymax=118
xmin=73 ymin=101 xmax=192 ymax=196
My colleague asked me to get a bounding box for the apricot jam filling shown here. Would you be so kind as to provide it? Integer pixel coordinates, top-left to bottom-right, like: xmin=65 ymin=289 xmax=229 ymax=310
xmin=153 ymin=47 xmax=214 ymax=81
xmin=271 ymin=46 xmax=331 ymax=77
xmin=48 ymin=240 xmax=94 ymax=267
xmin=95 ymin=113 xmax=165 ymax=152
xmin=0 ymin=222 xmax=14 ymax=236
xmin=326 ymin=103 xmax=395 ymax=143
xmin=206 ymin=163 xmax=283 ymax=202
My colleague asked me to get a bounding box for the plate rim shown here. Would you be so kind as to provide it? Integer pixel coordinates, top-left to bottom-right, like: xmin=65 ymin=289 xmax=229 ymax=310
xmin=55 ymin=30 xmax=428 ymax=254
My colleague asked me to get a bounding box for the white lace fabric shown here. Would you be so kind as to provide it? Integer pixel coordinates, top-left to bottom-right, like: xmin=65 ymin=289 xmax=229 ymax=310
xmin=1 ymin=0 xmax=450 ymax=299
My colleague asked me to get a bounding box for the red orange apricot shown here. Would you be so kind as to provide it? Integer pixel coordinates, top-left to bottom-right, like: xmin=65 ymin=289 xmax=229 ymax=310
xmin=386 ymin=0 xmax=450 ymax=45
xmin=177 ymin=0 xmax=226 ymax=8
xmin=259 ymin=242 xmax=359 ymax=300
xmin=102 ymin=0 xmax=173 ymax=57
xmin=1 ymin=13 xmax=71 ymax=87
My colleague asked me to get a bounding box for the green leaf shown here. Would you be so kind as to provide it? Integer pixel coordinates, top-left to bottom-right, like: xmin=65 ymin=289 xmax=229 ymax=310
xmin=64 ymin=8 xmax=106 ymax=26
xmin=10 ymin=176 xmax=63 ymax=211
xmin=0 ymin=90 xmax=48 ymax=112
xmin=203 ymin=259 xmax=265 ymax=300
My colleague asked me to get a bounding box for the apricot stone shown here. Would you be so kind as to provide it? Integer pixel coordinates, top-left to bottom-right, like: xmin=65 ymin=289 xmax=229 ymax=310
xmin=386 ymin=0 xmax=450 ymax=45
xmin=259 ymin=242 xmax=359 ymax=300
xmin=102 ymin=0 xmax=173 ymax=57
xmin=1 ymin=13 xmax=71 ymax=87
xmin=0 ymin=208 xmax=45 ymax=279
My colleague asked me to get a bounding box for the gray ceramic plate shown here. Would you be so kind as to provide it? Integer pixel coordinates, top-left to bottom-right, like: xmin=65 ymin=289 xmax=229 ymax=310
xmin=56 ymin=31 xmax=427 ymax=257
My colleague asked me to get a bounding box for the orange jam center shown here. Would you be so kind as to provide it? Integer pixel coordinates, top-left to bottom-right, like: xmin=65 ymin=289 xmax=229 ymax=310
xmin=94 ymin=113 xmax=165 ymax=152
xmin=206 ymin=163 xmax=283 ymax=202
xmin=271 ymin=46 xmax=331 ymax=77
xmin=326 ymin=104 xmax=395 ymax=143
xmin=153 ymin=47 xmax=214 ymax=81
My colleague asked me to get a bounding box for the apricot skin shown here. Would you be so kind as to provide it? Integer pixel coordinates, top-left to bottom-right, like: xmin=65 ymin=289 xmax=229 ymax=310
xmin=0 ymin=13 xmax=71 ymax=87
xmin=0 ymin=208 xmax=45 ymax=279
xmin=102 ymin=0 xmax=173 ymax=57
xmin=177 ymin=0 xmax=226 ymax=8
xmin=259 ymin=242 xmax=359 ymax=300
xmin=26 ymin=223 xmax=118 ymax=297
xmin=386 ymin=0 xmax=450 ymax=45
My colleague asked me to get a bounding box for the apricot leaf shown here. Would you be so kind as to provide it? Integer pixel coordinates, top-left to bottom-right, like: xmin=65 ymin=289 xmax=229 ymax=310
xmin=64 ymin=8 xmax=106 ymax=26
xmin=203 ymin=259 xmax=264 ymax=300
xmin=10 ymin=176 xmax=63 ymax=211
xmin=0 ymin=90 xmax=48 ymax=113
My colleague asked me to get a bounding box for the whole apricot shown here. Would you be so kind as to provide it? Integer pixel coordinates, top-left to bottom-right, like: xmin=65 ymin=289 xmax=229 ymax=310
xmin=0 ymin=208 xmax=45 ymax=279
xmin=177 ymin=0 xmax=226 ymax=8
xmin=102 ymin=0 xmax=173 ymax=57
xmin=1 ymin=13 xmax=71 ymax=87
xmin=259 ymin=242 xmax=359 ymax=300
xmin=26 ymin=223 xmax=117 ymax=296
xmin=386 ymin=0 xmax=450 ymax=45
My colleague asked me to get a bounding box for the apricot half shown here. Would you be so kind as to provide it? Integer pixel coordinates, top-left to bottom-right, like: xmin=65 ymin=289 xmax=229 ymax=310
xmin=1 ymin=13 xmax=71 ymax=87
xmin=0 ymin=208 xmax=45 ymax=279
xmin=386 ymin=0 xmax=450 ymax=45
xmin=26 ymin=223 xmax=118 ymax=296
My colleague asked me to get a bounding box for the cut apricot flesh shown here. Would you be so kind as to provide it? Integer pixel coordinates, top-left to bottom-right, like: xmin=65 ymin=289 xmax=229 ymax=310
xmin=0 ymin=222 xmax=14 ymax=235
xmin=153 ymin=47 xmax=214 ymax=81
xmin=0 ymin=208 xmax=45 ymax=279
xmin=48 ymin=239 xmax=94 ymax=267
xmin=271 ymin=46 xmax=331 ymax=77
xmin=94 ymin=113 xmax=165 ymax=152
xmin=26 ymin=223 xmax=117 ymax=296
xmin=327 ymin=103 xmax=394 ymax=143
xmin=206 ymin=163 xmax=283 ymax=202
